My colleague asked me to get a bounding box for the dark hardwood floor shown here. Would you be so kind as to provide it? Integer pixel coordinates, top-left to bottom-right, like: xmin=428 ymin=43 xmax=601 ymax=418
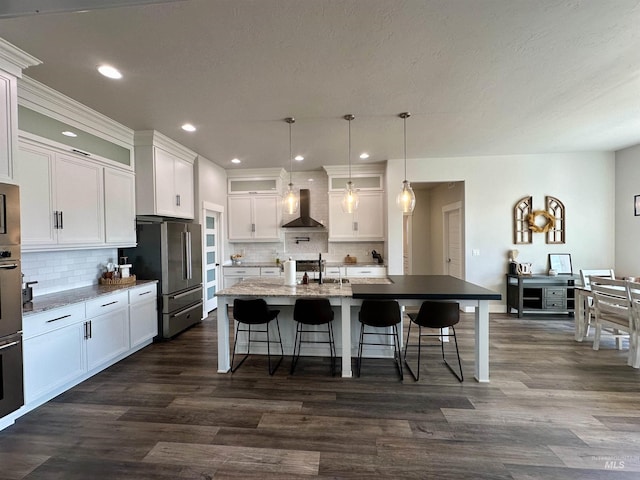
xmin=2 ymin=311 xmax=640 ymax=479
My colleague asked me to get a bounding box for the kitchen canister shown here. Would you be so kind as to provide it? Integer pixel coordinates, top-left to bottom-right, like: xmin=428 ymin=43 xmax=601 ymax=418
xmin=284 ymin=259 xmax=296 ymax=286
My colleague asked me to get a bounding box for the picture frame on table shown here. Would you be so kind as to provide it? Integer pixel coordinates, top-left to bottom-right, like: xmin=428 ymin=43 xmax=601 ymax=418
xmin=549 ymin=253 xmax=573 ymax=275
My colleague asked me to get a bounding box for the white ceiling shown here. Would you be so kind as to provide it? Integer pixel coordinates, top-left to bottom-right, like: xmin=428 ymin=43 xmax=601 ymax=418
xmin=1 ymin=0 xmax=640 ymax=171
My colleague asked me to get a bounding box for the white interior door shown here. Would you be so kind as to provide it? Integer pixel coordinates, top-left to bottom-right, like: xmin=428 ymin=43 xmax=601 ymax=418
xmin=204 ymin=209 xmax=220 ymax=313
xmin=443 ymin=202 xmax=463 ymax=279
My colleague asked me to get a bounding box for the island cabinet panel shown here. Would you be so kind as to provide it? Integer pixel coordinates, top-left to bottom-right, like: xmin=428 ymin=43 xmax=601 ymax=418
xmin=506 ymin=274 xmax=577 ymax=317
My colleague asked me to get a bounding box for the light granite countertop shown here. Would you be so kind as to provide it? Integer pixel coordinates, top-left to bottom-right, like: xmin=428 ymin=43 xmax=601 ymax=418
xmin=216 ymin=276 xmax=391 ymax=298
xmin=22 ymin=280 xmax=158 ymax=317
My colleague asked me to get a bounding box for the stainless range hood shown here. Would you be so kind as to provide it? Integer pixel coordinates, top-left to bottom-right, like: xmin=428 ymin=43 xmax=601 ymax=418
xmin=282 ymin=189 xmax=324 ymax=228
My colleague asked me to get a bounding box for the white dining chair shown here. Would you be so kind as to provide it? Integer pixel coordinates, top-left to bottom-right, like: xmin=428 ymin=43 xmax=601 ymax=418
xmin=626 ymin=280 xmax=640 ymax=369
xmin=579 ymin=269 xmax=615 ymax=338
xmin=591 ymin=277 xmax=635 ymax=367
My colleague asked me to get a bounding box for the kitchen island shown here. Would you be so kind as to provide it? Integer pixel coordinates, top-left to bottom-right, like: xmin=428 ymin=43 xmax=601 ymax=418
xmin=216 ymin=275 xmax=501 ymax=381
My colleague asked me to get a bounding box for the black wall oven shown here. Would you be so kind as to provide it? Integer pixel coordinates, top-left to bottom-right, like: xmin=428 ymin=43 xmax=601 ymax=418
xmin=0 ymin=183 xmax=23 ymax=418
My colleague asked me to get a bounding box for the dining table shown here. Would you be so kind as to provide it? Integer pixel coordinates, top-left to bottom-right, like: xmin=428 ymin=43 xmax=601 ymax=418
xmin=215 ymin=275 xmax=501 ymax=382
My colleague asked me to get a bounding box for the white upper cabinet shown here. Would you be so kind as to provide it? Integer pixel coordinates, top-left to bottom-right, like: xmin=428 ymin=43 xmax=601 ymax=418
xmin=19 ymin=138 xmax=136 ymax=250
xmin=104 ymin=168 xmax=136 ymax=245
xmin=19 ymin=140 xmax=104 ymax=248
xmin=228 ymin=195 xmax=281 ymax=241
xmin=134 ymin=130 xmax=196 ymax=219
xmin=324 ymin=164 xmax=386 ymax=242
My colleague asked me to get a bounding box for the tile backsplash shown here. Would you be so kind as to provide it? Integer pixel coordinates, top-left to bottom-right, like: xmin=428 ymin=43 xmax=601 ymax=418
xmin=22 ymin=248 xmax=118 ymax=297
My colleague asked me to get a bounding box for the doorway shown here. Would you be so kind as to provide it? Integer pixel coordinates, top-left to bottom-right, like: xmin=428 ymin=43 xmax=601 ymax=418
xmin=407 ymin=182 xmax=465 ymax=277
xmin=203 ymin=205 xmax=222 ymax=313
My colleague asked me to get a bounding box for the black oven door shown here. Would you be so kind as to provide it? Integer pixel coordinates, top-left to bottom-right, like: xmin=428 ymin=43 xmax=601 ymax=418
xmin=0 ymin=333 xmax=24 ymax=417
xmin=0 ymin=256 xmax=21 ymax=338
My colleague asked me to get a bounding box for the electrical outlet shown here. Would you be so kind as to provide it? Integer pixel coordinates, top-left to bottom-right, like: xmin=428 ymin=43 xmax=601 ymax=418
xmin=365 ymin=250 xmax=370 ymax=256
xmin=472 ymin=249 xmax=480 ymax=256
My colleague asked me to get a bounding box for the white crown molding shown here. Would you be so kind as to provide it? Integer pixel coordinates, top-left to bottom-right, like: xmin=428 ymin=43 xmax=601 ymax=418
xmin=134 ymin=130 xmax=197 ymax=162
xmin=0 ymin=38 xmax=41 ymax=77
xmin=17 ymin=75 xmax=134 ymax=148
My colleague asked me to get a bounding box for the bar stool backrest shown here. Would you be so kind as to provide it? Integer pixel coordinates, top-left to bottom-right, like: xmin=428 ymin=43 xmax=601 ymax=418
xmin=359 ymin=300 xmax=401 ymax=327
xmin=414 ymin=301 xmax=460 ymax=328
xmin=294 ymin=298 xmax=334 ymax=325
xmin=233 ymin=298 xmax=271 ymax=324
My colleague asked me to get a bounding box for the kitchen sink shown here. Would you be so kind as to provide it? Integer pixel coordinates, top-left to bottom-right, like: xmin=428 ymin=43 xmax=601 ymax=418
xmin=312 ymin=278 xmax=349 ymax=284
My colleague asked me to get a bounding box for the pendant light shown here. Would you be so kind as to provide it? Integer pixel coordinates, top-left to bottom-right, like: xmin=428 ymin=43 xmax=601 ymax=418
xmin=341 ymin=114 xmax=359 ymax=213
xmin=283 ymin=117 xmax=299 ymax=214
xmin=397 ymin=112 xmax=416 ymax=214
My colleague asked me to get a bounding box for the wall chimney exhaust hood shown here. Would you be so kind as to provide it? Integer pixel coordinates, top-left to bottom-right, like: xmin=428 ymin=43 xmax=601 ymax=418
xmin=282 ymin=189 xmax=324 ymax=228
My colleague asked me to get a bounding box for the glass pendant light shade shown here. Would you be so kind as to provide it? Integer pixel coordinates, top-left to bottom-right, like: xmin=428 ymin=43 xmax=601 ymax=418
xmin=396 ymin=180 xmax=416 ymax=213
xmin=341 ymin=114 xmax=359 ymax=213
xmin=341 ymin=180 xmax=359 ymax=213
xmin=284 ymin=183 xmax=299 ymax=214
xmin=398 ymin=112 xmax=416 ymax=214
xmin=283 ymin=117 xmax=299 ymax=214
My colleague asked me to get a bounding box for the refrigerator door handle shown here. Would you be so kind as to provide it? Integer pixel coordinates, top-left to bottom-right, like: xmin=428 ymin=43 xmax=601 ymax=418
xmin=185 ymin=231 xmax=193 ymax=279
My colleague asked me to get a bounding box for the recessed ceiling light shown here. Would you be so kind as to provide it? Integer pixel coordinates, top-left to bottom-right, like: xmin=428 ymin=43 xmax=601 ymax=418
xmin=181 ymin=123 xmax=196 ymax=132
xmin=97 ymin=64 xmax=122 ymax=79
xmin=307 ymin=178 xmax=314 ymax=182
xmin=359 ymin=153 xmax=370 ymax=159
xmin=294 ymin=155 xmax=304 ymax=161
xmin=231 ymin=158 xmax=241 ymax=164
xmin=62 ymin=131 xmax=77 ymax=137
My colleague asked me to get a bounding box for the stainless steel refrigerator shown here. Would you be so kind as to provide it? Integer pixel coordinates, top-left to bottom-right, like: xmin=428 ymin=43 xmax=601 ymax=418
xmin=0 ymin=183 xmax=23 ymax=418
xmin=124 ymin=220 xmax=203 ymax=339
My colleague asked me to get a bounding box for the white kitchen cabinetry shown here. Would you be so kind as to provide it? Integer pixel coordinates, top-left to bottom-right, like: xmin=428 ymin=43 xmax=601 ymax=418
xmin=21 ymin=284 xmax=158 ymax=416
xmin=22 ymin=304 xmax=87 ymax=405
xmin=328 ymin=191 xmax=384 ymax=241
xmin=345 ymin=266 xmax=387 ymax=278
xmin=104 ymin=168 xmax=136 ymax=245
xmin=223 ymin=266 xmax=260 ymax=288
xmin=228 ymin=195 xmax=281 ymax=241
xmin=19 ymin=140 xmax=104 ymax=248
xmin=134 ymin=130 xmax=196 ymax=219
xmin=128 ymin=283 xmax=158 ymax=349
xmin=85 ymin=291 xmax=130 ymax=371
xmin=0 ymin=40 xmax=40 ymax=184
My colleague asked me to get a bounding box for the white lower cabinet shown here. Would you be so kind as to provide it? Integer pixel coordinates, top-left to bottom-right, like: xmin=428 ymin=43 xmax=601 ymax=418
xmin=85 ymin=291 xmax=130 ymax=371
xmin=129 ymin=283 xmax=158 ymax=348
xmin=23 ymin=304 xmax=87 ymax=405
xmin=22 ymin=283 xmax=157 ymax=412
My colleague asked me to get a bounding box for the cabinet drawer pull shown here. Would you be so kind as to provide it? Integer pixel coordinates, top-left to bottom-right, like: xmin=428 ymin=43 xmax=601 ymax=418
xmin=138 ymin=291 xmax=152 ymax=296
xmin=176 ymin=194 xmax=181 ymax=206
xmin=46 ymin=314 xmax=71 ymax=323
xmin=59 ymin=211 xmax=63 ymax=229
xmin=101 ymin=300 xmax=119 ymax=307
xmin=0 ymin=263 xmax=18 ymax=269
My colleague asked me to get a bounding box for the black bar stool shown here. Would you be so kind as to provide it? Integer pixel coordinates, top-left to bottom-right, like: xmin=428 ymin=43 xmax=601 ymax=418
xmin=291 ymin=297 xmax=336 ymax=375
xmin=231 ymin=298 xmax=283 ymax=375
xmin=356 ymin=299 xmax=403 ymax=380
xmin=403 ymin=300 xmax=463 ymax=382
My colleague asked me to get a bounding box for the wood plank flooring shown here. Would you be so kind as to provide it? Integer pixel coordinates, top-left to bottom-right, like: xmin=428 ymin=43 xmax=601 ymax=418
xmin=1 ymin=311 xmax=640 ymax=479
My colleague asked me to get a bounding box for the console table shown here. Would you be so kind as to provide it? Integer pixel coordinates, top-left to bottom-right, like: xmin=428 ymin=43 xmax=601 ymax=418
xmin=506 ymin=274 xmax=578 ymax=317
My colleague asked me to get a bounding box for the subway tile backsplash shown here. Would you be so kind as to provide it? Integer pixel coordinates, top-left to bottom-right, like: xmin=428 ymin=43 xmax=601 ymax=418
xmin=22 ymin=248 xmax=119 ymax=297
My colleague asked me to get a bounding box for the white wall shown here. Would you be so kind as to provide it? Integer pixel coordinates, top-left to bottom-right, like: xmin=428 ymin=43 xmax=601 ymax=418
xmin=615 ymin=144 xmax=640 ymax=277
xmin=386 ymin=152 xmax=615 ymax=310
